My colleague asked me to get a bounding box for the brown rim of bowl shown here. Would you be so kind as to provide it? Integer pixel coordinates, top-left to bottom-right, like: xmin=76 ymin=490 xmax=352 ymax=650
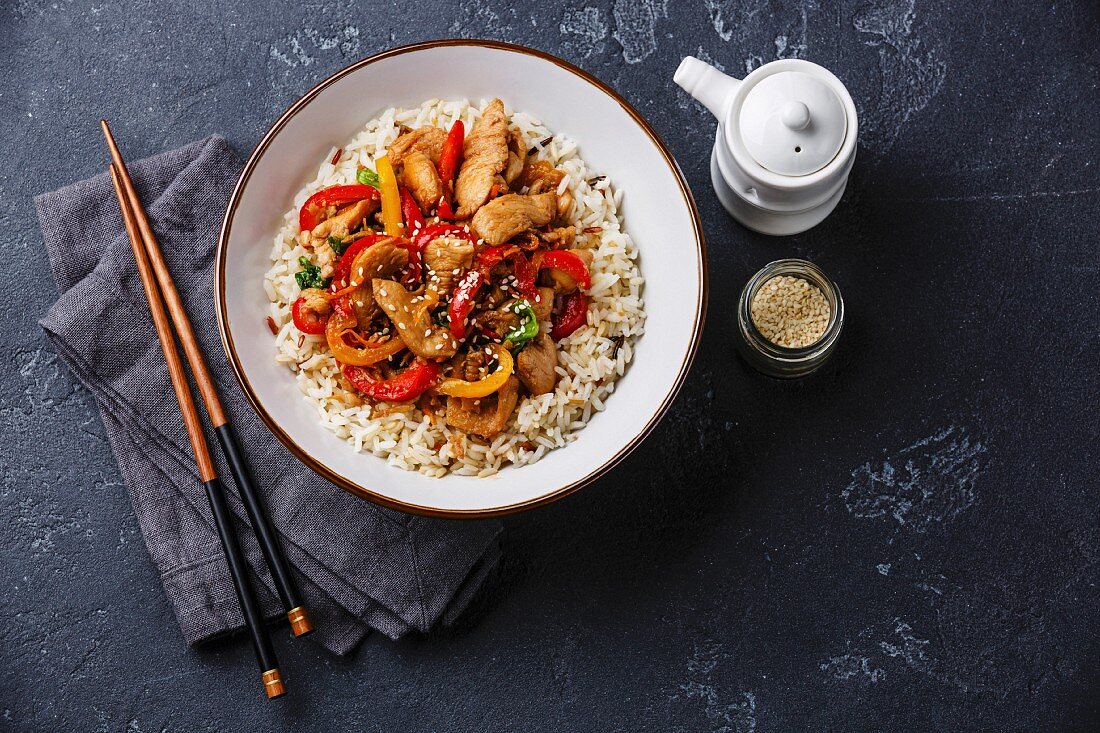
xmin=215 ymin=39 xmax=709 ymax=519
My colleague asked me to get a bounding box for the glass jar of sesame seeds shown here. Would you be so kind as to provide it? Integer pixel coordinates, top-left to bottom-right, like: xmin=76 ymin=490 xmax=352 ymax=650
xmin=736 ymin=258 xmax=844 ymax=378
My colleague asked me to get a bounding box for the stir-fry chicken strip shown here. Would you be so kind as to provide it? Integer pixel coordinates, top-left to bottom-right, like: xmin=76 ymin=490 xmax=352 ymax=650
xmin=532 ymin=287 xmax=555 ymax=321
xmin=470 ymin=192 xmax=557 ymax=245
xmin=520 ymin=159 xmax=565 ymax=195
xmin=454 ymin=99 xmax=509 ymax=218
xmin=347 ymin=240 xmax=408 ymax=325
xmin=516 ymin=332 xmax=559 ymax=395
xmin=445 ymin=375 xmax=520 ymax=438
xmin=308 ymin=198 xmax=379 ymax=276
xmin=424 ymin=236 xmax=476 ymax=296
xmin=387 ymin=126 xmax=446 ymax=165
xmin=450 ymin=348 xmax=487 ymax=381
xmin=545 ymin=248 xmax=594 ymax=293
xmin=503 ymin=128 xmax=526 ymax=186
xmin=298 ymin=288 xmax=332 ymax=317
xmin=540 ymin=225 xmax=576 ymax=249
xmin=476 ymin=301 xmax=522 ymax=336
xmin=371 ymin=279 xmax=457 ymax=360
xmin=401 ymin=150 xmax=444 ymax=214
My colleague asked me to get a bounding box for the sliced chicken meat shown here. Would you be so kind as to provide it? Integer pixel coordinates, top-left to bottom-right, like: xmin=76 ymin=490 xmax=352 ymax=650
xmin=346 ymin=240 xmax=408 ymax=326
xmin=532 ymin=286 xmax=555 ymax=322
xmin=454 ymin=98 xmax=509 ymax=218
xmin=444 ymin=375 xmax=520 ymax=438
xmin=519 ymin=159 xmax=572 ymax=219
xmin=516 ymin=332 xmax=559 ymax=396
xmin=449 ymin=348 xmax=488 ymax=382
xmin=387 ymin=126 xmax=446 ymax=165
xmin=371 ymin=279 xmax=457 ymax=360
xmin=401 ymin=150 xmax=443 ymax=214
xmin=503 ymin=128 xmax=526 ymax=186
xmin=540 ymin=225 xmax=576 ymax=249
xmin=297 ymin=287 xmax=332 ymax=321
xmin=424 ymin=236 xmax=476 ymax=296
xmin=475 ymin=301 xmax=522 ymax=337
xmin=520 ymin=159 xmax=564 ymax=195
xmin=307 ymin=198 xmax=380 ymax=277
xmin=470 ymin=192 xmax=557 ymax=246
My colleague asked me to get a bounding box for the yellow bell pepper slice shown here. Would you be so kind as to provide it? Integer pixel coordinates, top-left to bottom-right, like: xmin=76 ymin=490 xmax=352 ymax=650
xmin=436 ymin=344 xmax=514 ymax=398
xmin=375 ymin=155 xmax=403 ymax=237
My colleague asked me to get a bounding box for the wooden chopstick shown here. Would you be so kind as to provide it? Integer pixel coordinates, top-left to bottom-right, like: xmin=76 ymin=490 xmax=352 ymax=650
xmin=108 ymin=163 xmax=286 ymax=700
xmin=99 ymin=120 xmax=313 ymax=638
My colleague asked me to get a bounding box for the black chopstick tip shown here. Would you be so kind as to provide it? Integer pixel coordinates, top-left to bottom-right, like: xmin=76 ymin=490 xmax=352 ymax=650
xmin=287 ymin=606 xmax=314 ymax=637
xmin=262 ymin=668 xmax=287 ymax=699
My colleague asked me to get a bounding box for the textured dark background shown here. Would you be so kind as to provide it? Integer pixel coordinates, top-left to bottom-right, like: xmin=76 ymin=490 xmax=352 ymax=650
xmin=2 ymin=1 xmax=1098 ymax=731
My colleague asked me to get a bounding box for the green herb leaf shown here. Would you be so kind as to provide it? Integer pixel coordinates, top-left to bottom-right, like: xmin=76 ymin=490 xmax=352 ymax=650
xmin=294 ymin=259 xmax=330 ymax=290
xmin=327 ymin=236 xmax=348 ymax=257
xmin=503 ymin=299 xmax=539 ymax=346
xmin=357 ymin=168 xmax=380 ymax=188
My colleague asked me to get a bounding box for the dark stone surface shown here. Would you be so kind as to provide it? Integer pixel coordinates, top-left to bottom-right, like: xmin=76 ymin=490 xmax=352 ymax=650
xmin=2 ymin=1 xmax=1097 ymax=730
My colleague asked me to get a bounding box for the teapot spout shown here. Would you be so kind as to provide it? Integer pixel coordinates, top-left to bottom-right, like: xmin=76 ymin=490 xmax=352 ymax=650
xmin=674 ymin=56 xmax=741 ymax=120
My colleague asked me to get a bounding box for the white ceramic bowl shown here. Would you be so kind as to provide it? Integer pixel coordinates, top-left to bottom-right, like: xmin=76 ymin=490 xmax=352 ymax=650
xmin=216 ymin=40 xmax=707 ymax=517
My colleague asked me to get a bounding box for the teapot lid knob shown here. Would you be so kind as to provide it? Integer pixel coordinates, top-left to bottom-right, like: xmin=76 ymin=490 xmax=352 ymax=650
xmin=738 ymin=70 xmax=848 ymax=177
xmin=780 ymin=101 xmax=811 ymax=131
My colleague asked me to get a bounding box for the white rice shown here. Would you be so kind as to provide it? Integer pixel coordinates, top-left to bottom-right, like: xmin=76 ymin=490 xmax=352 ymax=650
xmin=263 ymin=99 xmax=645 ymax=477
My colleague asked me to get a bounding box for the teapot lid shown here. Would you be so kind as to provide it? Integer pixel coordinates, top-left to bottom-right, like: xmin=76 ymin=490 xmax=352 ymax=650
xmin=738 ymin=70 xmax=847 ymax=176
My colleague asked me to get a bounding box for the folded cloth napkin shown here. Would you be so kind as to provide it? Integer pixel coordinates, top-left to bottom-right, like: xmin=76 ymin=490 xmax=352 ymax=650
xmin=37 ymin=136 xmax=502 ymax=655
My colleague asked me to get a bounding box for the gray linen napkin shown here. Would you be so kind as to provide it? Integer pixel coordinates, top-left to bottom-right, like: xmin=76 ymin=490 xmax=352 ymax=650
xmin=37 ymin=135 xmax=501 ymax=655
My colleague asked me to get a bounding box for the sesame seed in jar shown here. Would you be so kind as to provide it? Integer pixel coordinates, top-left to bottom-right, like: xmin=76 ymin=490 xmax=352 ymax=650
xmin=749 ymin=275 xmax=831 ymax=348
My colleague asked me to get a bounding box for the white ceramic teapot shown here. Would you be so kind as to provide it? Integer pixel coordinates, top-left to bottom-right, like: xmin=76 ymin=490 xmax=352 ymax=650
xmin=675 ymin=57 xmax=858 ymax=236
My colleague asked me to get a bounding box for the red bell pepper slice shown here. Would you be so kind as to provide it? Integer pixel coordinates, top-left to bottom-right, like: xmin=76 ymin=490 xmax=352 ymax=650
xmin=400 ymin=187 xmax=425 ymax=232
xmin=436 ymin=120 xmax=465 ymax=220
xmin=329 ymin=235 xmax=381 ymax=291
xmin=448 ymin=270 xmax=485 ymax=340
xmin=299 ymin=184 xmax=380 ymax=232
xmin=437 ymin=199 xmax=456 ymax=221
xmin=475 ymin=245 xmax=517 ymax=272
xmin=341 ymin=360 xmax=441 ymax=403
xmin=476 ymin=246 xmax=538 ymax=299
xmin=551 ymin=291 xmax=588 ymax=341
xmin=291 ymin=295 xmax=329 ymax=335
xmin=509 ymin=252 xmax=538 ymax=298
xmin=539 ymin=250 xmax=591 ymax=290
